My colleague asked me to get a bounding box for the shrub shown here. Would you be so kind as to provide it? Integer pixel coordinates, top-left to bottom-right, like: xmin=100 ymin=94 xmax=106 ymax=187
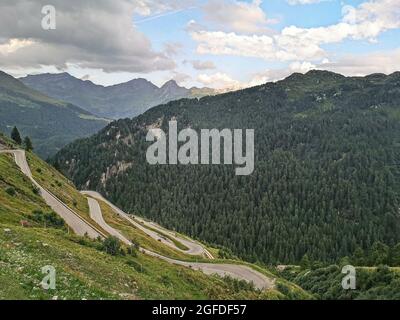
xmin=276 ymin=282 xmax=290 ymax=296
xmin=103 ymin=236 xmax=121 ymax=256
xmin=32 ymin=186 xmax=40 ymax=195
xmin=31 ymin=210 xmax=65 ymax=229
xmin=222 ymin=276 xmax=257 ymax=292
xmin=5 ymin=187 xmax=16 ymax=196
xmin=218 ymin=247 xmax=236 ymax=259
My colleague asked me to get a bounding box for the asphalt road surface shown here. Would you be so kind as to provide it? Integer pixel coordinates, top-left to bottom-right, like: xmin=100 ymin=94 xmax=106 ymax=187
xmin=86 ymin=196 xmax=131 ymax=245
xmin=84 ymin=194 xmax=275 ymax=290
xmin=82 ymin=191 xmax=213 ymax=258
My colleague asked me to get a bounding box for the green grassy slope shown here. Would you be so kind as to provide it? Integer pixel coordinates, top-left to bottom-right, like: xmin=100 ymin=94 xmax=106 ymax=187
xmin=0 ymin=153 xmax=51 ymax=226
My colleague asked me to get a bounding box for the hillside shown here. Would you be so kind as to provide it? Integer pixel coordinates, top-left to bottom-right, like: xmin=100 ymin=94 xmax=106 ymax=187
xmin=0 ymin=133 xmax=309 ymax=300
xmin=0 ymin=71 xmax=108 ymax=158
xmin=279 ymin=265 xmax=400 ymax=300
xmin=20 ymin=73 xmax=216 ymax=120
xmin=52 ymin=70 xmax=400 ymax=265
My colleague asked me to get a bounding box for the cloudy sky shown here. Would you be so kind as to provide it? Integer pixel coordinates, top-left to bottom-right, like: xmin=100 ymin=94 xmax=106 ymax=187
xmin=0 ymin=0 xmax=399 ymax=89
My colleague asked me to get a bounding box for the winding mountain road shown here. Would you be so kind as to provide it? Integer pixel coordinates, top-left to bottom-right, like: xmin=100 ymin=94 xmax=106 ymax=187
xmin=84 ymin=194 xmax=274 ymax=290
xmin=81 ymin=190 xmax=213 ymax=258
xmin=86 ymin=196 xmax=130 ymax=244
xmin=2 ymin=149 xmax=274 ymax=290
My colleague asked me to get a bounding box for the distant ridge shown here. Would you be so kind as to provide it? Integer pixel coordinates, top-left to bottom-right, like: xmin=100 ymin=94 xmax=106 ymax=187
xmin=0 ymin=70 xmax=108 ymax=158
xmin=20 ymin=73 xmax=217 ymax=120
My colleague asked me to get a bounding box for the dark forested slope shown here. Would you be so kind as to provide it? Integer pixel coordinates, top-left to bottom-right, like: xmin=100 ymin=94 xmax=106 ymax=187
xmin=53 ymin=70 xmax=400 ymax=264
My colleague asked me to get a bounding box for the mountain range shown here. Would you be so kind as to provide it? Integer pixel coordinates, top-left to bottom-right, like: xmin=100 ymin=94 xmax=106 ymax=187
xmin=0 ymin=71 xmax=108 ymax=158
xmin=20 ymin=73 xmax=216 ymax=120
xmin=52 ymin=70 xmax=400 ymax=265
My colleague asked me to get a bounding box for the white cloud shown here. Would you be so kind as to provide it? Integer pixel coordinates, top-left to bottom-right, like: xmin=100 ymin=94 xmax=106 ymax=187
xmin=192 ymin=31 xmax=280 ymax=59
xmin=318 ymin=48 xmax=400 ymax=76
xmin=191 ymin=0 xmax=400 ymax=62
xmin=192 ymin=29 xmax=326 ymax=61
xmin=202 ymin=0 xmax=276 ymax=34
xmin=247 ymin=61 xmax=316 ymax=86
xmin=196 ymin=59 xmax=316 ymax=90
xmin=0 ymin=39 xmax=34 ymax=55
xmin=197 ymin=72 xmax=243 ymax=90
xmin=197 ymin=58 xmax=320 ymax=90
xmin=289 ymin=61 xmax=316 ymax=73
xmin=247 ymin=48 xmax=400 ymax=87
xmin=0 ymin=0 xmax=176 ymax=73
xmin=194 ymin=47 xmax=400 ymax=91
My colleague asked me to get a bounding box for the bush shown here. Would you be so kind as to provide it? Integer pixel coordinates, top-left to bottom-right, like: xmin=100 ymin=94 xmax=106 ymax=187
xmin=67 ymin=234 xmax=103 ymax=250
xmin=5 ymin=187 xmax=16 ymax=196
xmin=276 ymin=282 xmax=294 ymax=298
xmin=222 ymin=275 xmax=256 ymax=292
xmin=103 ymin=236 xmax=121 ymax=256
xmin=32 ymin=186 xmax=40 ymax=195
xmin=218 ymin=247 xmax=236 ymax=259
xmin=31 ymin=210 xmax=65 ymax=229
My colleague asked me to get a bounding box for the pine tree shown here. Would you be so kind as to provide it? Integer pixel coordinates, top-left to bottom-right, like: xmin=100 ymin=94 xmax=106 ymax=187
xmin=11 ymin=126 xmax=22 ymax=145
xmin=389 ymin=243 xmax=400 ymax=266
xmin=300 ymin=254 xmax=311 ymax=269
xmin=352 ymin=246 xmax=365 ymax=266
xmin=23 ymin=136 xmax=33 ymax=151
xmin=369 ymin=242 xmax=389 ymax=265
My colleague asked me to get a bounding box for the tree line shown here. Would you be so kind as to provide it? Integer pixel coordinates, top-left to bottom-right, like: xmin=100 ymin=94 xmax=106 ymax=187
xmin=10 ymin=126 xmax=33 ymax=151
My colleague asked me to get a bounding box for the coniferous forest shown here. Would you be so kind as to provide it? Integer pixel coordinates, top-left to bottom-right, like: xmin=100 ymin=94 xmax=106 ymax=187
xmin=53 ymin=71 xmax=400 ymax=265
